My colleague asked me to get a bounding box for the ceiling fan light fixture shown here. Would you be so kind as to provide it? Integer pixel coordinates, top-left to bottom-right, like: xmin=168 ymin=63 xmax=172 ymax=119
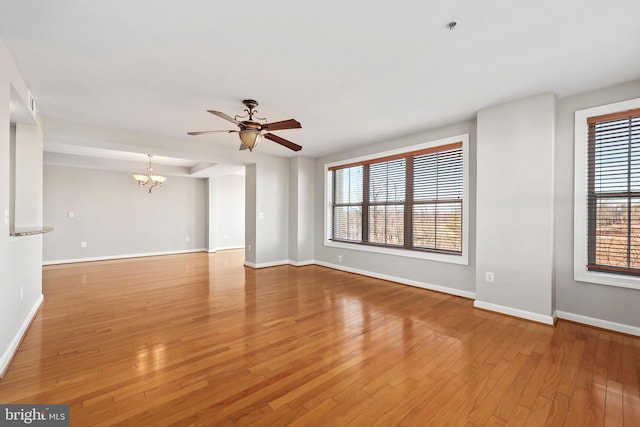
xmin=239 ymin=129 xmax=262 ymax=151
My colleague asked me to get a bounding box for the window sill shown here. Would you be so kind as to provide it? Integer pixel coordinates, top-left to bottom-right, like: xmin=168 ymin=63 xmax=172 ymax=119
xmin=325 ymin=239 xmax=468 ymax=265
xmin=574 ymin=268 xmax=640 ymax=290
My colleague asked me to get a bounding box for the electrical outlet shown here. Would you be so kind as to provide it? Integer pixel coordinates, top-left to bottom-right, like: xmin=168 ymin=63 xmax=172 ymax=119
xmin=259 ymin=212 xmax=264 ymax=219
xmin=68 ymin=211 xmax=75 ymax=218
xmin=81 ymin=241 xmax=87 ymax=248
xmin=186 ymin=236 xmax=190 ymax=242
xmin=338 ymin=255 xmax=343 ymax=263
xmin=4 ymin=209 xmax=8 ymax=226
xmin=485 ymin=272 xmax=495 ymax=283
xmin=20 ymin=286 xmax=23 ymax=302
xmin=247 ymin=244 xmax=252 ymax=252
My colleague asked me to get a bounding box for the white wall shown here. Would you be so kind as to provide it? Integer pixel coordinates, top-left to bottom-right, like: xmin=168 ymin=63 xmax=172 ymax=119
xmin=14 ymin=123 xmax=42 ymax=227
xmin=206 ymin=178 xmax=215 ymax=251
xmin=43 ymin=165 xmax=207 ymax=262
xmin=0 ymin=39 xmax=44 ymax=377
xmin=244 ymin=157 xmax=290 ymax=267
xmin=555 ymin=79 xmax=640 ymax=329
xmin=475 ymin=93 xmax=556 ymax=323
xmin=289 ymin=157 xmax=315 ymax=264
xmin=214 ymin=174 xmax=245 ymax=250
xmin=314 ymin=120 xmax=477 ymax=297
xmin=245 ymin=164 xmax=257 ymax=265
xmin=254 ymin=157 xmax=289 ymax=266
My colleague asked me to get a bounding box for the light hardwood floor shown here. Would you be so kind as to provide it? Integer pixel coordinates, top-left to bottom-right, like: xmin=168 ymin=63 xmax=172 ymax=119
xmin=1 ymin=250 xmax=639 ymax=426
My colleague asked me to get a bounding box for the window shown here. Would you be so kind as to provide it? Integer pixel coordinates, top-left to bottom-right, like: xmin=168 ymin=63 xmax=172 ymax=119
xmin=326 ymin=135 xmax=468 ymax=265
xmin=575 ymin=98 xmax=640 ymax=289
xmin=587 ymin=108 xmax=640 ymax=275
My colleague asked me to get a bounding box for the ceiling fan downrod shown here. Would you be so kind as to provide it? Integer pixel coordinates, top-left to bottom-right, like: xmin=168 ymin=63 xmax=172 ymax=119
xmin=237 ymin=99 xmax=265 ymax=122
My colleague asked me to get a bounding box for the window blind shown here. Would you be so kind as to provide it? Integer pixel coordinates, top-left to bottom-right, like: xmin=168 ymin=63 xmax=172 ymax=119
xmin=587 ymin=107 xmax=640 ymax=275
xmin=330 ymin=142 xmax=463 ymax=255
xmin=332 ymin=165 xmax=363 ymax=242
xmin=369 ymin=158 xmax=406 ymax=246
xmin=413 ymin=147 xmax=463 ymax=252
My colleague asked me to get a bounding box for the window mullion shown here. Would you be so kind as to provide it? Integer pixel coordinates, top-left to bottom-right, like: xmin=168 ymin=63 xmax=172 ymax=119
xmin=363 ymin=164 xmax=370 ymax=243
xmin=332 ymin=170 xmax=337 ymax=240
xmin=434 ymin=153 xmax=439 ymax=250
xmin=626 ymin=117 xmax=632 ymax=269
xmin=405 ymin=155 xmax=413 ymax=249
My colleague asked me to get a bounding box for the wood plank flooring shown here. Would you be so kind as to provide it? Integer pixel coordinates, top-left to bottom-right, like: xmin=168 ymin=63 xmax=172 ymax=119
xmin=1 ymin=250 xmax=639 ymax=426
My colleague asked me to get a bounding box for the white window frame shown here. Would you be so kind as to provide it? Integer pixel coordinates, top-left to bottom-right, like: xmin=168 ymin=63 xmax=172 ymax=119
xmin=574 ymin=97 xmax=640 ymax=289
xmin=324 ymin=134 xmax=469 ymax=265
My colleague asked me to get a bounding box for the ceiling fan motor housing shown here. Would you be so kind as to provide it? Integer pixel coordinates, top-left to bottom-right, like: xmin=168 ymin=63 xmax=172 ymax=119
xmin=241 ymin=121 xmax=261 ymax=131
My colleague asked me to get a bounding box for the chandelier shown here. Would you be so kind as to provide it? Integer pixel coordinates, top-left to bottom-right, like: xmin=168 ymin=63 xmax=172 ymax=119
xmin=133 ymin=154 xmax=167 ymax=193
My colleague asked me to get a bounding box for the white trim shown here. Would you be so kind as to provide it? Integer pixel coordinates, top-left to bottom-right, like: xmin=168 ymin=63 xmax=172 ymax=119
xmin=315 ymin=260 xmax=476 ymax=299
xmin=42 ymin=248 xmax=207 ymax=265
xmin=208 ymin=245 xmax=245 ymax=253
xmin=473 ymin=300 xmax=555 ymax=325
xmin=288 ymin=260 xmax=315 ymax=267
xmin=244 ymin=260 xmax=290 ymax=269
xmin=574 ymin=98 xmax=640 ymax=289
xmin=557 ymin=310 xmax=640 ymax=336
xmin=215 ymin=245 xmax=245 ymax=251
xmin=323 ymin=133 xmax=470 ymax=266
xmin=0 ymin=294 xmax=43 ymax=379
xmin=244 ymin=259 xmax=316 ymax=269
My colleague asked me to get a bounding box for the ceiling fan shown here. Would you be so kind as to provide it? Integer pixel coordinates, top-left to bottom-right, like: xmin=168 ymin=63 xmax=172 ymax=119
xmin=188 ymin=99 xmax=302 ymax=152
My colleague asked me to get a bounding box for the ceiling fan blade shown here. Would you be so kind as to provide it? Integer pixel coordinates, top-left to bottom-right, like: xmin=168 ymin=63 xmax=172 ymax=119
xmin=264 ymin=133 xmax=302 ymax=152
xmin=207 ymin=110 xmax=241 ymax=125
xmin=239 ymin=143 xmax=248 ymax=151
xmin=187 ymin=130 xmax=237 ymax=135
xmin=262 ymin=119 xmax=302 ymax=131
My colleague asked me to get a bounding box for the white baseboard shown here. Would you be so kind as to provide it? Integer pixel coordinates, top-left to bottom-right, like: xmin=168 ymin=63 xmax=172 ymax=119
xmin=215 ymin=245 xmax=245 ymax=251
xmin=474 ymin=300 xmax=556 ymax=325
xmin=42 ymin=248 xmax=207 ymax=265
xmin=0 ymin=294 xmax=43 ymax=379
xmin=315 ymin=261 xmax=476 ymax=300
xmin=244 ymin=259 xmax=290 ymax=269
xmin=244 ymin=259 xmax=315 ymax=269
xmin=288 ymin=259 xmax=315 ymax=267
xmin=556 ymin=310 xmax=640 ymax=336
xmin=244 ymin=260 xmax=314 ymax=269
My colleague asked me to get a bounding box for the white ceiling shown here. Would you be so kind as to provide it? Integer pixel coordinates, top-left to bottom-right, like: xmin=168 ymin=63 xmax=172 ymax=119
xmin=0 ymin=1 xmax=639 ymax=173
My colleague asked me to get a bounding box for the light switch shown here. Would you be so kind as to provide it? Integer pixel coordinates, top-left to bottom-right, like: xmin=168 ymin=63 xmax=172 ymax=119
xmin=68 ymin=211 xmax=75 ymax=218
